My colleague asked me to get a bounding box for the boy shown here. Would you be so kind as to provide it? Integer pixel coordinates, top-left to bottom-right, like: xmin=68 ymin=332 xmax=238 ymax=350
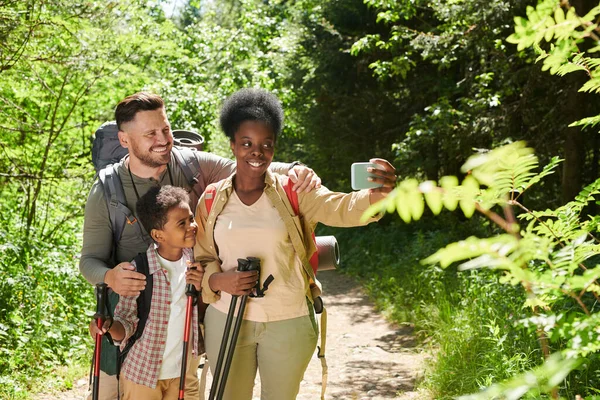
xmin=91 ymin=185 xmax=204 ymax=399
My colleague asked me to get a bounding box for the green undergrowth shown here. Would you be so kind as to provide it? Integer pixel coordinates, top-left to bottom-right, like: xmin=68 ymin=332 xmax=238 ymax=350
xmin=320 ymin=214 xmax=542 ymax=398
xmin=0 ymin=210 xmax=94 ymax=399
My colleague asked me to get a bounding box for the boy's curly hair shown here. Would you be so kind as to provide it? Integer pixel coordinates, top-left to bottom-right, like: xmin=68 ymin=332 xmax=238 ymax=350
xmin=136 ymin=185 xmax=190 ymax=234
xmin=219 ymin=88 xmax=284 ymax=141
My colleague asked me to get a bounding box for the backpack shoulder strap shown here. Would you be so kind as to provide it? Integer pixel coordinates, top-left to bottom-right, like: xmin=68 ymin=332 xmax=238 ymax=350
xmin=172 ymin=147 xmax=202 ymax=202
xmin=98 ymin=164 xmax=150 ymax=250
xmin=283 ymin=177 xmax=319 ymax=275
xmin=133 ymin=252 xmax=153 ymax=339
xmin=99 ymin=165 xmax=127 ymax=245
xmin=172 ymin=147 xmax=201 ymax=186
xmin=283 ymin=177 xmax=299 ymax=216
xmin=204 ymin=184 xmax=217 ymax=215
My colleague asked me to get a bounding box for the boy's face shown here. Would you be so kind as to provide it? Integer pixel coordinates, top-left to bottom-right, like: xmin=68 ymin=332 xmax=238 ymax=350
xmin=154 ymin=202 xmax=197 ymax=251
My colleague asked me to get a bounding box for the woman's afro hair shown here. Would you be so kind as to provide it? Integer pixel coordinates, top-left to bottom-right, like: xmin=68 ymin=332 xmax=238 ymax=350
xmin=219 ymin=88 xmax=284 ymax=140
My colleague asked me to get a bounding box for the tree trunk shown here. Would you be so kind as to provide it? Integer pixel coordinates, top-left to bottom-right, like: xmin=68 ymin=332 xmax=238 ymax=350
xmin=561 ymin=0 xmax=594 ymax=204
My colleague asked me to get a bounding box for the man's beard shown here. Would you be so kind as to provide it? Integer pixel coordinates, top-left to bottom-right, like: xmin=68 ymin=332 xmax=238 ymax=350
xmin=130 ymin=142 xmax=172 ymax=168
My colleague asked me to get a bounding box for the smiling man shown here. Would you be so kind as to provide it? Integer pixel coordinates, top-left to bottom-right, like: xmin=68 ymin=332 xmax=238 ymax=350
xmin=79 ymin=92 xmax=321 ymax=400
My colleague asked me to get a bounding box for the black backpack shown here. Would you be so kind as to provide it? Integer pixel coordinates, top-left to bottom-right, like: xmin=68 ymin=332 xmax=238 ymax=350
xmin=116 ymin=252 xmax=152 ymax=370
xmin=92 ymin=121 xmax=128 ymax=172
xmin=93 ymin=121 xmax=206 ymax=249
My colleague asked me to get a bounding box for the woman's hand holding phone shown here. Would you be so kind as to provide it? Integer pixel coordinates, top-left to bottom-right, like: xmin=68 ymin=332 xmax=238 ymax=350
xmin=351 ymin=158 xmax=396 ymax=204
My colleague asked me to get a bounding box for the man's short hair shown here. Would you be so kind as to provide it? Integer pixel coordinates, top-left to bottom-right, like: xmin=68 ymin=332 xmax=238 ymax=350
xmin=115 ymin=92 xmax=164 ymax=130
xmin=136 ymin=185 xmax=190 ymax=234
xmin=219 ymin=88 xmax=284 ymax=141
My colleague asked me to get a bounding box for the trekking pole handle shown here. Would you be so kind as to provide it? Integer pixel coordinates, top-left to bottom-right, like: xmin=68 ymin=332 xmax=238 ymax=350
xmin=94 ymin=283 xmax=108 ymax=320
xmin=185 ymin=266 xmax=199 ymax=297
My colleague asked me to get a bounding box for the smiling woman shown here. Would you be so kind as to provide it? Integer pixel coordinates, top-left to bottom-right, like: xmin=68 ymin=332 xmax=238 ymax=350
xmin=193 ymin=88 xmax=397 ymax=400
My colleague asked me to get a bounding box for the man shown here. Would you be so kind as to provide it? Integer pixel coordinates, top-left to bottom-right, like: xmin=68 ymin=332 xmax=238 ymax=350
xmin=80 ymin=92 xmax=321 ymax=400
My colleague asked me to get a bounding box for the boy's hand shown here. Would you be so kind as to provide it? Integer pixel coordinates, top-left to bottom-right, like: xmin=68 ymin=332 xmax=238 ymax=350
xmin=89 ymin=317 xmax=113 ymax=339
xmin=186 ymin=261 xmax=205 ymax=292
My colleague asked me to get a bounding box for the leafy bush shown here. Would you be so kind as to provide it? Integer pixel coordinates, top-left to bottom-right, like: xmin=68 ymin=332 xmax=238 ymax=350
xmin=360 ymin=141 xmax=600 ymax=398
xmin=0 ymin=207 xmax=92 ymax=398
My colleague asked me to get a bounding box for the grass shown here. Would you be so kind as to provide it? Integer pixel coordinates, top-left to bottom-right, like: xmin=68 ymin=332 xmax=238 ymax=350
xmin=1 ymin=353 xmax=91 ymax=400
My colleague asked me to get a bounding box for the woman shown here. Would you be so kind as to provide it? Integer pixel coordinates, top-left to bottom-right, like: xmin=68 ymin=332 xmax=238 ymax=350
xmin=194 ymin=88 xmax=396 ymax=400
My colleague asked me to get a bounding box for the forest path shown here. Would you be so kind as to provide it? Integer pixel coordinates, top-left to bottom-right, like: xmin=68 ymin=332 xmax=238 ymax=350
xmin=35 ymin=270 xmax=428 ymax=400
xmin=286 ymin=270 xmax=427 ymax=400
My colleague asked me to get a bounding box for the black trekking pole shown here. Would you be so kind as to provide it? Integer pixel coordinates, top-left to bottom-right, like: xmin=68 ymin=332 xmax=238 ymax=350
xmin=207 ymin=259 xmax=248 ymax=400
xmin=92 ymin=283 xmax=108 ymax=400
xmin=215 ymin=291 xmax=249 ymax=400
xmin=178 ymin=268 xmax=199 ymax=400
xmin=209 ymin=258 xmax=274 ymax=400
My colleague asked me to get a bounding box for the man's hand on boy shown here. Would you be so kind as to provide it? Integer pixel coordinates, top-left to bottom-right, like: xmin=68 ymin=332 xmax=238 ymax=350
xmin=104 ymin=262 xmax=146 ymax=297
xmin=288 ymin=164 xmax=322 ymax=193
xmin=186 ymin=261 xmax=204 ymax=292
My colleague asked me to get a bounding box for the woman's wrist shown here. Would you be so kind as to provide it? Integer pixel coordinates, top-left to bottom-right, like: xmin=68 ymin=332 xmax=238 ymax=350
xmin=208 ymin=273 xmax=221 ymax=294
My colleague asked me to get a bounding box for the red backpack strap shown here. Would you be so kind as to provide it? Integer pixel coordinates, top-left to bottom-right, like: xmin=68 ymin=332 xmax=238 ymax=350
xmin=283 ymin=177 xmax=299 ymax=215
xmin=204 ymin=185 xmax=217 ymax=215
xmin=283 ymin=177 xmax=318 ymax=275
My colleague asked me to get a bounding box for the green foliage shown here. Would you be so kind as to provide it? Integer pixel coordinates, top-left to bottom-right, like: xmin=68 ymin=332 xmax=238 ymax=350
xmin=372 ymin=139 xmax=600 ymax=397
xmin=2 ymin=0 xmax=600 ymax=397
xmin=0 ymin=0 xmax=180 ymax=394
xmin=348 ymin=0 xmax=538 ymax=185
xmin=332 ymin=216 xmax=540 ymax=398
xmin=458 ymin=353 xmax=580 ymax=400
xmin=0 ymin=197 xmax=93 ymax=397
xmin=507 ymin=0 xmax=600 ymax=128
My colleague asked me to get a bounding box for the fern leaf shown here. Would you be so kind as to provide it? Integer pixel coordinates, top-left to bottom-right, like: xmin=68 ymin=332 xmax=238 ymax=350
xmin=422 ymin=235 xmax=520 ymax=268
xmin=578 ymin=78 xmax=600 ymax=93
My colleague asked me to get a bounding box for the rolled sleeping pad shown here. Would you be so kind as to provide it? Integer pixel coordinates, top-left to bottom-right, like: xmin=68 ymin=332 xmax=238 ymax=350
xmin=173 ymin=129 xmax=205 ymax=151
xmin=315 ymin=235 xmax=340 ymax=271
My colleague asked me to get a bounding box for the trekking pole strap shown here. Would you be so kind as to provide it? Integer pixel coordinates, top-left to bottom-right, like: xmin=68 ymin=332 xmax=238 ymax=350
xmin=318 ymin=306 xmax=328 ymax=400
xmin=199 ymin=353 xmax=209 ymax=400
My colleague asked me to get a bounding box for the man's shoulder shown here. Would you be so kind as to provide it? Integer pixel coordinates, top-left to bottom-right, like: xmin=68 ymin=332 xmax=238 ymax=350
xmin=86 ymin=178 xmax=107 ymax=204
xmin=88 ymin=162 xmax=128 ymax=199
xmin=179 ymin=148 xmax=231 ymax=165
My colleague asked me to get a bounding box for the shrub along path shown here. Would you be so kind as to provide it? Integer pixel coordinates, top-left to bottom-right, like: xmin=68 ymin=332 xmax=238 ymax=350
xmin=36 ymin=269 xmax=427 ymax=399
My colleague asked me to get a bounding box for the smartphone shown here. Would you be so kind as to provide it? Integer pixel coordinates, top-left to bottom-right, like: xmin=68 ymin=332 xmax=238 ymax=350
xmin=351 ymin=162 xmax=383 ymax=190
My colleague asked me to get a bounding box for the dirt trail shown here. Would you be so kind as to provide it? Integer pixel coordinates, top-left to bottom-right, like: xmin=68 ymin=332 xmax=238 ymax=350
xmin=288 ymin=270 xmax=427 ymax=400
xmin=35 ymin=270 xmax=427 ymax=399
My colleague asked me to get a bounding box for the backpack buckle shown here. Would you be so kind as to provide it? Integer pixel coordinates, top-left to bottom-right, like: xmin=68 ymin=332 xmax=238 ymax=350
xmin=313 ymin=296 xmax=324 ymax=314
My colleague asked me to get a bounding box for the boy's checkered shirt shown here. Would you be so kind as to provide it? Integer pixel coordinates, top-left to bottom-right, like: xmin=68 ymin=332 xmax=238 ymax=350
xmin=114 ymin=246 xmax=200 ymax=388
